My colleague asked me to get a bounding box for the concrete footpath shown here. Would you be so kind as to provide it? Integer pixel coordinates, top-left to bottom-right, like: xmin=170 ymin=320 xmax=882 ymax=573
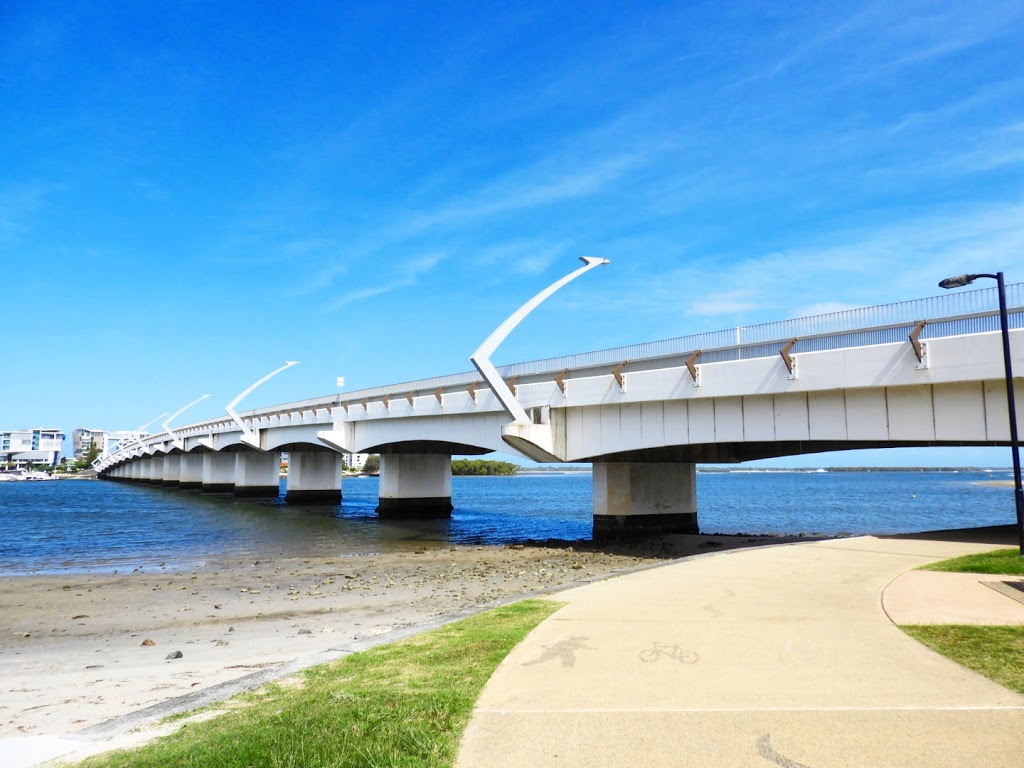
xmin=457 ymin=531 xmax=1024 ymax=768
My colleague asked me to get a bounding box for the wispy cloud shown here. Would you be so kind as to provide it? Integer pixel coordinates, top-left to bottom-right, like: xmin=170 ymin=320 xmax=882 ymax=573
xmin=689 ymin=289 xmax=762 ymax=317
xmin=0 ymin=180 xmax=57 ymax=248
xmin=788 ymin=301 xmax=865 ymax=318
xmin=281 ymin=146 xmax=648 ymax=303
xmin=573 ymin=198 xmax=1024 ymax=329
xmin=474 ymin=239 xmax=570 ymax=277
xmin=319 ymin=252 xmax=447 ymax=313
xmin=934 ymin=120 xmax=1024 ymax=172
xmin=403 ymin=152 xmax=646 ymax=234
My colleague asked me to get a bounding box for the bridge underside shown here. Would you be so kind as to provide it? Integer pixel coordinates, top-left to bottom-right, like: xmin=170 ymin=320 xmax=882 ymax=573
xmin=582 ymin=440 xmax=1008 ymax=464
xmin=364 ymin=440 xmax=491 ymax=456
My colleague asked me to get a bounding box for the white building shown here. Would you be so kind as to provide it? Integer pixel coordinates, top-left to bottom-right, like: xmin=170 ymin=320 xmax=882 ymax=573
xmin=73 ymin=429 xmax=144 ymax=462
xmin=73 ymin=428 xmax=107 ymax=461
xmin=346 ymin=453 xmax=370 ymax=471
xmin=1 ymin=428 xmax=65 ymax=468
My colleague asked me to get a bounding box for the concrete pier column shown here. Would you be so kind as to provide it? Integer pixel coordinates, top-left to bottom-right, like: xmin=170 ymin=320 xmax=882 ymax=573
xmin=201 ymin=452 xmax=236 ymax=494
xmin=136 ymin=458 xmax=152 ymax=483
xmin=179 ymin=453 xmax=204 ymax=489
xmin=126 ymin=461 xmax=138 ymax=481
xmin=376 ymin=454 xmax=453 ymax=518
xmin=285 ymin=450 xmax=343 ymax=504
xmin=592 ymin=462 xmax=698 ymax=539
xmin=162 ymin=455 xmax=181 ymax=487
xmin=147 ymin=456 xmax=165 ymax=485
xmin=234 ymin=451 xmax=281 ymax=498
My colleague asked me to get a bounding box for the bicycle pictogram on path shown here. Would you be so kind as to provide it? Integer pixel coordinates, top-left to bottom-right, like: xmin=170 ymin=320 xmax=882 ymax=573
xmin=639 ymin=642 xmax=700 ymax=664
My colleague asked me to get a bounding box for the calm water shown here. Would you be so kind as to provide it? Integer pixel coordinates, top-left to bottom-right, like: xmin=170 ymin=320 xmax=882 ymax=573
xmin=0 ymin=470 xmax=1017 ymax=575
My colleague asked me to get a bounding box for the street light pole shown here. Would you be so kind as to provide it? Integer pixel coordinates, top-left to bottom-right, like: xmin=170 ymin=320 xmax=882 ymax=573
xmin=939 ymin=272 xmax=1024 ymax=556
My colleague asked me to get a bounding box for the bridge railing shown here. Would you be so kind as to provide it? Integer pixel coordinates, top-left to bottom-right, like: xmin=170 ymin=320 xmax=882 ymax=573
xmin=332 ymin=281 xmax=1024 ymax=400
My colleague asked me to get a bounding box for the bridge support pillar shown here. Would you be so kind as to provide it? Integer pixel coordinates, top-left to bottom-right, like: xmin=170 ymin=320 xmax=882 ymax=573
xmin=234 ymin=451 xmax=281 ymax=498
xmin=201 ymin=452 xmax=236 ymax=494
xmin=285 ymin=451 xmax=343 ymax=504
xmin=376 ymin=454 xmax=453 ymax=518
xmin=127 ymin=461 xmax=140 ymax=481
xmin=148 ymin=456 xmax=165 ymax=484
xmin=179 ymin=453 xmax=204 ymax=489
xmin=161 ymin=455 xmax=181 ymax=487
xmin=592 ymin=462 xmax=698 ymax=539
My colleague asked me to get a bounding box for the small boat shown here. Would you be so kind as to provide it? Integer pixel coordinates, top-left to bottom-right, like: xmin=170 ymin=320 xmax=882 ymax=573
xmin=0 ymin=469 xmax=56 ymax=481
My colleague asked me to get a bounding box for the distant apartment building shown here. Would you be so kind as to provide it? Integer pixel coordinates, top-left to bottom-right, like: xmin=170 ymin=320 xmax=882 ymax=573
xmin=73 ymin=428 xmax=142 ymax=461
xmin=0 ymin=428 xmax=65 ymax=468
xmin=346 ymin=453 xmax=370 ymax=471
xmin=73 ymin=428 xmax=107 ymax=461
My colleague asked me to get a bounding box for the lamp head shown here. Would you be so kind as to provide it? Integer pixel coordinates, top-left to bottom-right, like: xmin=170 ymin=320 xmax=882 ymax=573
xmin=938 ymin=274 xmax=978 ymax=289
xmin=578 ymin=256 xmax=611 ymax=267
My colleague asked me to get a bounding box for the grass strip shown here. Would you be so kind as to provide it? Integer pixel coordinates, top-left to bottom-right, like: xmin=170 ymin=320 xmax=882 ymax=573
xmin=917 ymin=548 xmax=1024 ymax=575
xmin=901 ymin=625 xmax=1024 ymax=694
xmin=76 ymin=598 xmax=562 ymax=768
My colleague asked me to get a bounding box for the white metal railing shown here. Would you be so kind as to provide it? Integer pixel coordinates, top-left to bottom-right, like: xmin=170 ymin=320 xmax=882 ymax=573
xmin=333 ymin=281 xmax=1024 ymax=400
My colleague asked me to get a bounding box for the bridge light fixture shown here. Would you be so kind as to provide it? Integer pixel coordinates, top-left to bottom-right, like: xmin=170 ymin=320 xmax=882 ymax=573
xmin=938 ymin=274 xmax=981 ymax=289
xmin=940 ymin=271 xmax=1024 ymax=556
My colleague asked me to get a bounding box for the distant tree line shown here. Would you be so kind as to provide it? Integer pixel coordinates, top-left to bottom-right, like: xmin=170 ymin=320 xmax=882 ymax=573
xmin=354 ymin=456 xmax=518 ymax=476
xmin=451 ymin=459 xmax=519 ymax=476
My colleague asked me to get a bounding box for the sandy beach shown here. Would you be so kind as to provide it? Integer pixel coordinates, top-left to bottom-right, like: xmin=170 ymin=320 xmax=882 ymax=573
xmin=0 ymin=534 xmax=800 ymax=740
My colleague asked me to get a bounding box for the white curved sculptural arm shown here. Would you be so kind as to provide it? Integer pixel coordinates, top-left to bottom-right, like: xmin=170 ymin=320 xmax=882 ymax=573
xmin=163 ymin=394 xmax=212 ymax=434
xmin=163 ymin=394 xmax=212 ymax=448
xmin=128 ymin=412 xmax=169 ymax=449
xmin=226 ymin=361 xmax=300 ymax=448
xmin=136 ymin=412 xmax=170 ymax=435
xmin=471 ymin=256 xmax=609 ymax=424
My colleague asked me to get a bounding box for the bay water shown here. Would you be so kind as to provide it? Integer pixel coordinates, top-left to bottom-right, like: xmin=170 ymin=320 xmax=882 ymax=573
xmin=0 ymin=470 xmax=1016 ymax=575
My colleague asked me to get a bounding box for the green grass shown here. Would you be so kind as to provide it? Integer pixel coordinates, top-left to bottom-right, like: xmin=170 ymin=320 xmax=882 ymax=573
xmin=918 ymin=548 xmax=1024 ymax=575
xmin=76 ymin=599 xmax=562 ymax=768
xmin=902 ymin=625 xmax=1024 ymax=694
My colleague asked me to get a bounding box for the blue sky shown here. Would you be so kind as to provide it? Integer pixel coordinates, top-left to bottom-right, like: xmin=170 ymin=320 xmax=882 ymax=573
xmin=3 ymin=1 xmax=1023 ymax=466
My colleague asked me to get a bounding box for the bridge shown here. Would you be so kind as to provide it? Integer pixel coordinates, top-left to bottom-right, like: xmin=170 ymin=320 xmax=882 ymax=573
xmin=97 ymin=273 xmax=1023 ymax=538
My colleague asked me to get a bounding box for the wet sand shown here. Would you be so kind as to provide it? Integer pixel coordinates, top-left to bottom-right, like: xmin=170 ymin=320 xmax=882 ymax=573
xmin=0 ymin=534 xmax=804 ymax=738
